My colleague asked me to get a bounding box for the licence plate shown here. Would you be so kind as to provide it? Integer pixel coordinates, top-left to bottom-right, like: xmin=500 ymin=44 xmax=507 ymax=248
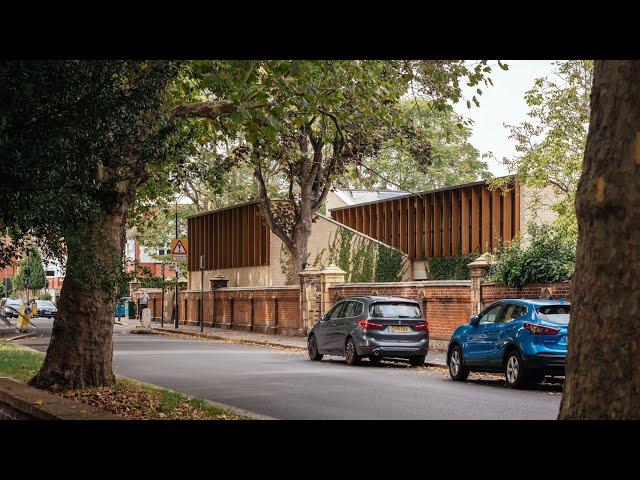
xmin=389 ymin=326 xmax=410 ymax=333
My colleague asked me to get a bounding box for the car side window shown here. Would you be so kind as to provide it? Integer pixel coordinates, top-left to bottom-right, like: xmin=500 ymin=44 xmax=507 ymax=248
xmin=353 ymin=301 xmax=364 ymax=317
xmin=496 ymin=304 xmax=515 ymax=324
xmin=326 ymin=302 xmax=345 ymax=321
xmin=341 ymin=301 xmax=357 ymax=318
xmin=500 ymin=304 xmax=528 ymax=323
xmin=479 ymin=304 xmax=503 ymax=325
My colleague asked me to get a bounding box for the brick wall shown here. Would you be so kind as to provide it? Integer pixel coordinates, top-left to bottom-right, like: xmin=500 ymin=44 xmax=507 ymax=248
xmin=177 ymin=286 xmax=303 ymax=336
xmin=167 ymin=279 xmax=572 ymax=343
xmin=328 ymin=281 xmax=472 ymax=342
xmin=327 ymin=280 xmax=572 ymax=343
xmin=480 ymin=282 xmax=571 ymax=309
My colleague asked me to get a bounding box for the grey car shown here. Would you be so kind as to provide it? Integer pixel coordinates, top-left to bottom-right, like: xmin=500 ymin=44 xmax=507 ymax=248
xmin=307 ymin=296 xmax=429 ymax=366
xmin=3 ymin=298 xmax=23 ymax=318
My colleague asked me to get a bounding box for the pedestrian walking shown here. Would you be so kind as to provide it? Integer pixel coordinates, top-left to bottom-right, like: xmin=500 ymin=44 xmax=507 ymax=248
xmin=139 ymin=289 xmax=149 ymax=311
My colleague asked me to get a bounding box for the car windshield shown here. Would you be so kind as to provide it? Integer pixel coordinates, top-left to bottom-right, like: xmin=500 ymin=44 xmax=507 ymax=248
xmin=370 ymin=302 xmax=422 ymax=319
xmin=7 ymin=299 xmax=22 ymax=306
xmin=536 ymin=305 xmax=570 ymax=325
xmin=37 ymin=300 xmax=54 ymax=308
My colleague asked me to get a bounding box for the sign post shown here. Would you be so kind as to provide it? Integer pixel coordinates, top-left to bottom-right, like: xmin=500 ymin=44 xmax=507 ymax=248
xmin=171 ymin=238 xmax=188 ymax=329
xmin=200 ymin=254 xmax=205 ymax=332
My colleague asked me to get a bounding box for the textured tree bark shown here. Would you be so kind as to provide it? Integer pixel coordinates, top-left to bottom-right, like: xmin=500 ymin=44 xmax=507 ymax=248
xmin=29 ymin=198 xmax=130 ymax=391
xmin=558 ymin=60 xmax=640 ymax=419
xmin=290 ymin=225 xmax=311 ymax=282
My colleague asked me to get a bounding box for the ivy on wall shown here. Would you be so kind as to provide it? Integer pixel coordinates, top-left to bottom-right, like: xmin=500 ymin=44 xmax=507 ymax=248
xmin=375 ymin=244 xmax=407 ymax=282
xmin=324 ymin=228 xmax=377 ymax=282
xmin=426 ymin=253 xmax=479 ymax=280
xmin=277 ymin=225 xmax=407 ymax=284
xmin=279 ymin=248 xmax=296 ymax=285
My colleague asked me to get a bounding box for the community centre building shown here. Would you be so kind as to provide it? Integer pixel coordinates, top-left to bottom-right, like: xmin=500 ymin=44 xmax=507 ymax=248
xmin=185 ymin=177 xmax=558 ymax=289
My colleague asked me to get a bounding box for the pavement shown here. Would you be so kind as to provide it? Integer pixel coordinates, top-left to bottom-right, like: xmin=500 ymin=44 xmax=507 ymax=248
xmin=11 ymin=317 xmax=563 ymax=420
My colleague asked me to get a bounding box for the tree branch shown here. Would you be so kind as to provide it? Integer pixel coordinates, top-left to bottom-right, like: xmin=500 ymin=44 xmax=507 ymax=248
xmin=253 ymin=165 xmax=293 ymax=249
xmin=170 ymin=100 xmax=236 ymax=121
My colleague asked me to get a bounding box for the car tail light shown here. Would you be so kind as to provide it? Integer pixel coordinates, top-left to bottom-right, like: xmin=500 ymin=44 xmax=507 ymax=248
xmin=358 ymin=319 xmax=384 ymax=330
xmin=414 ymin=322 xmax=429 ymax=331
xmin=524 ymin=322 xmax=560 ymax=335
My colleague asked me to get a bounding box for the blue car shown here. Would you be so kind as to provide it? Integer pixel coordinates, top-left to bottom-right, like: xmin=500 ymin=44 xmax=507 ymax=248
xmin=447 ymin=299 xmax=569 ymax=388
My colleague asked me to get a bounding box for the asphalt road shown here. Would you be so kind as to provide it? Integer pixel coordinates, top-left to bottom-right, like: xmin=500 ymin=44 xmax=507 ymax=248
xmin=15 ymin=318 xmax=563 ymax=420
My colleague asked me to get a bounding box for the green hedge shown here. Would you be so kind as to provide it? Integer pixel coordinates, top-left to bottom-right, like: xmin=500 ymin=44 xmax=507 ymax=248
xmin=426 ymin=253 xmax=479 ymax=280
xmin=488 ymin=224 xmax=575 ymax=288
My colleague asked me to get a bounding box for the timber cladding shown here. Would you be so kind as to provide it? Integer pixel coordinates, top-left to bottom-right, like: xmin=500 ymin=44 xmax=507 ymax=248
xmin=330 ymin=179 xmax=520 ymax=259
xmin=187 ymin=201 xmax=270 ymax=272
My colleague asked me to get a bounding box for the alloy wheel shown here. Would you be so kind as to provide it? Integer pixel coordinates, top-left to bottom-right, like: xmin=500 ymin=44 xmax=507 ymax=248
xmin=450 ymin=349 xmax=460 ymax=376
xmin=506 ymin=355 xmax=520 ymax=384
xmin=345 ymin=341 xmax=355 ymax=363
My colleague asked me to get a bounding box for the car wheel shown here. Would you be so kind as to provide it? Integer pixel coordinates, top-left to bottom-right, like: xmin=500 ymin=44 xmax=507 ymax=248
xmin=345 ymin=338 xmax=361 ymax=366
xmin=307 ymin=335 xmax=323 ymax=361
xmin=504 ymin=350 xmax=531 ymax=389
xmin=448 ymin=346 xmax=470 ymax=381
xmin=409 ymin=355 xmax=426 ymax=367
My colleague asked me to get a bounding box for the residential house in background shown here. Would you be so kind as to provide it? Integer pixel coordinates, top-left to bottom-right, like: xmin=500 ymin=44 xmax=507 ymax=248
xmin=0 ymin=259 xmax=17 ymax=296
xmin=125 ymin=229 xmax=168 ymax=277
xmin=44 ymin=258 xmax=65 ymax=303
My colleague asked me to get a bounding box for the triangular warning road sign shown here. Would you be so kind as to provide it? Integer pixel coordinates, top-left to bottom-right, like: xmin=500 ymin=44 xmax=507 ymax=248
xmin=172 ymin=240 xmax=187 ymax=254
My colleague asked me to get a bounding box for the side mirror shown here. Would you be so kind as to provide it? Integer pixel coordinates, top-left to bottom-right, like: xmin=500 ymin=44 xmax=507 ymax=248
xmin=469 ymin=315 xmax=479 ymax=326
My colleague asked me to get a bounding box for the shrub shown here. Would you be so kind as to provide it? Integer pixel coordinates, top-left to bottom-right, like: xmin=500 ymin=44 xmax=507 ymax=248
xmin=488 ymin=224 xmax=575 ymax=288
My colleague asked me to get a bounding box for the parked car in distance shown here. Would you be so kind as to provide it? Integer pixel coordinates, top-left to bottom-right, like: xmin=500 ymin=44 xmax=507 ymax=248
xmin=307 ymin=296 xmax=429 ymax=366
xmin=447 ymin=299 xmax=569 ymax=388
xmin=3 ymin=298 xmax=23 ymax=317
xmin=35 ymin=299 xmax=57 ymax=318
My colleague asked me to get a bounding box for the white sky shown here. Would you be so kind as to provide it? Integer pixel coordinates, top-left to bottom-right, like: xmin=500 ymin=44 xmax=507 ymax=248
xmin=453 ymin=60 xmax=557 ymax=177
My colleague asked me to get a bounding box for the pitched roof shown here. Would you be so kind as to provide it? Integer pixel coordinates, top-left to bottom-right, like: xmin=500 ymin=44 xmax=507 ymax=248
xmin=332 ymin=189 xmax=409 ymax=206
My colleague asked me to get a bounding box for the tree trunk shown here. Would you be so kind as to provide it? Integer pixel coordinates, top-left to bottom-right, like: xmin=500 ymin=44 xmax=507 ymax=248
xmin=558 ymin=60 xmax=640 ymax=419
xmin=29 ymin=198 xmax=130 ymax=391
xmin=290 ymin=226 xmax=311 ymax=282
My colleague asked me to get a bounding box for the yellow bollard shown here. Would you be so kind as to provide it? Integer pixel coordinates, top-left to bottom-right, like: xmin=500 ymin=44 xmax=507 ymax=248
xmin=16 ymin=305 xmax=33 ymax=332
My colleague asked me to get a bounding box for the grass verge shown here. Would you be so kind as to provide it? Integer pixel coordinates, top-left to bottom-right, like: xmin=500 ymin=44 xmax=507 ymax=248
xmin=0 ymin=342 xmax=245 ymax=419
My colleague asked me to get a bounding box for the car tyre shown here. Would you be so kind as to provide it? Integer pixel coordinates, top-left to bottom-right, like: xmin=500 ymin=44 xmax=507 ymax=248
xmin=504 ymin=350 xmax=532 ymax=389
xmin=307 ymin=335 xmax=323 ymax=361
xmin=345 ymin=338 xmax=361 ymax=366
xmin=448 ymin=345 xmax=470 ymax=381
xmin=409 ymin=355 xmax=426 ymax=367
